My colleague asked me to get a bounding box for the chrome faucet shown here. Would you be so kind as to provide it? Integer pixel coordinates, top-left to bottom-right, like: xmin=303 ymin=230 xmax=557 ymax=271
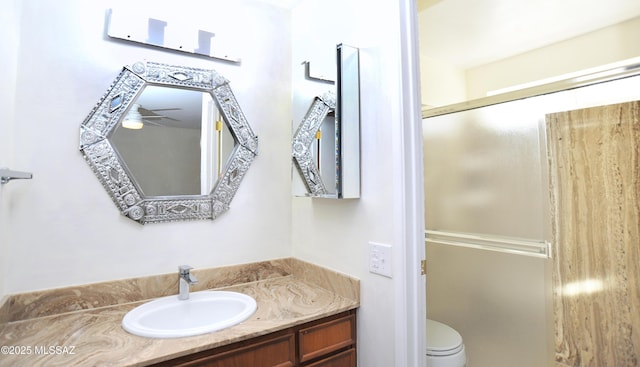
xmin=178 ymin=265 xmax=198 ymax=300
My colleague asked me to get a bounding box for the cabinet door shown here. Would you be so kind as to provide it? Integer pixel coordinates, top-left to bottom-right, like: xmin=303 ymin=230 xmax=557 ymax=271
xmin=298 ymin=313 xmax=356 ymax=364
xmin=304 ymin=349 xmax=356 ymax=367
xmin=161 ymin=333 xmax=295 ymax=367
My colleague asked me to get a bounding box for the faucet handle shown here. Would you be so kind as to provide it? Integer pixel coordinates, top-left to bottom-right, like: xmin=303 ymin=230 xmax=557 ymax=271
xmin=179 ymin=265 xmax=198 ymax=283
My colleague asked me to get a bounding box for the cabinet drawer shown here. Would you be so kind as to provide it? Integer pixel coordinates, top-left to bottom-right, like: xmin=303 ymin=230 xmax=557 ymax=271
xmin=298 ymin=313 xmax=356 ymax=363
xmin=304 ymin=349 xmax=356 ymax=367
xmin=159 ymin=333 xmax=295 ymax=367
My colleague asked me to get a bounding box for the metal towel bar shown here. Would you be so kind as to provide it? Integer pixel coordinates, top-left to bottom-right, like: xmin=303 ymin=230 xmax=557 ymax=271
xmin=425 ymin=230 xmax=551 ymax=258
xmin=0 ymin=168 xmax=33 ymax=184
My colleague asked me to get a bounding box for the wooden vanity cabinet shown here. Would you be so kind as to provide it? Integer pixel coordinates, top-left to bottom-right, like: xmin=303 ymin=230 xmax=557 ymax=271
xmin=150 ymin=310 xmax=356 ymax=367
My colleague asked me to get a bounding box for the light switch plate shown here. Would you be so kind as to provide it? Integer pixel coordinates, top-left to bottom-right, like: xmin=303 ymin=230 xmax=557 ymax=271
xmin=369 ymin=242 xmax=392 ymax=278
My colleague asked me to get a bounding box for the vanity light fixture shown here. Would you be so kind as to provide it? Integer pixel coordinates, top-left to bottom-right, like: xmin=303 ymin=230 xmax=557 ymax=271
xmin=107 ymin=8 xmax=241 ymax=63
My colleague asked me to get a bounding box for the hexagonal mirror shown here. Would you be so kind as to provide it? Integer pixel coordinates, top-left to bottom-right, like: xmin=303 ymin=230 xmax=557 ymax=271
xmin=79 ymin=61 xmax=258 ymax=224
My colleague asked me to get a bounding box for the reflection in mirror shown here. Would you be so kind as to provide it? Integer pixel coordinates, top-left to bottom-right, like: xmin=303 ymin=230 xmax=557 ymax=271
xmin=292 ymin=92 xmax=336 ymax=196
xmin=315 ymin=110 xmax=337 ymax=194
xmin=292 ymin=44 xmax=360 ymax=199
xmin=110 ymin=86 xmax=234 ymax=197
xmin=79 ymin=61 xmax=257 ymax=224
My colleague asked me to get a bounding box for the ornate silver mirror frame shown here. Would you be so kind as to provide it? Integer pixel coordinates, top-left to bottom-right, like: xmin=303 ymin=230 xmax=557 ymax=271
xmin=292 ymin=92 xmax=336 ymax=196
xmin=79 ymin=61 xmax=258 ymax=224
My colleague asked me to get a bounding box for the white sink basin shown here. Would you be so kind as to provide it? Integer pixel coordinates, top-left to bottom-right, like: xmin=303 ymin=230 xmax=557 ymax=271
xmin=122 ymin=291 xmax=257 ymax=338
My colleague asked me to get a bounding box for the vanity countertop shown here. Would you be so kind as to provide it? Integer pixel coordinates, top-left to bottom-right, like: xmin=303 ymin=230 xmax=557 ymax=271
xmin=0 ymin=258 xmax=359 ymax=367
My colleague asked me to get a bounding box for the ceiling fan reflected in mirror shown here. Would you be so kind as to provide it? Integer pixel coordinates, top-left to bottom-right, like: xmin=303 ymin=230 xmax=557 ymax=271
xmin=122 ymin=103 xmax=180 ymax=130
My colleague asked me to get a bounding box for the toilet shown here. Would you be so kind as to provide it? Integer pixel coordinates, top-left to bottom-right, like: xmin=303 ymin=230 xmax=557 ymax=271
xmin=426 ymin=319 xmax=467 ymax=367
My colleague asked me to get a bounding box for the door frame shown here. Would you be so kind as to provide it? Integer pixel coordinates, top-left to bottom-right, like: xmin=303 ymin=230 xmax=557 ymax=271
xmin=395 ymin=0 xmax=426 ymax=366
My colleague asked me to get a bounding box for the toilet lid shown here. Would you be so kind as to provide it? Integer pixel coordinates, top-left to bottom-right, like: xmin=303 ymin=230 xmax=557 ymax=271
xmin=426 ymin=319 xmax=464 ymax=356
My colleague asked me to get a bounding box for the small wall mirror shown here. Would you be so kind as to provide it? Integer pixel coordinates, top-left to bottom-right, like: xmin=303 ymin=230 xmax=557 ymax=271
xmin=292 ymin=44 xmax=361 ymax=199
xmin=80 ymin=61 xmax=258 ymax=224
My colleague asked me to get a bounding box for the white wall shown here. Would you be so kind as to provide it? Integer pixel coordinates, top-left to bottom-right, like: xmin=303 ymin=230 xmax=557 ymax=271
xmin=466 ymin=16 xmax=640 ymax=99
xmin=3 ymin=0 xmax=293 ymax=293
xmin=418 ymin=15 xmax=640 ymax=106
xmin=419 ymin=55 xmax=467 ymax=107
xmin=416 ymin=8 xmax=469 ymax=107
xmin=291 ymin=0 xmax=424 ymax=366
xmin=0 ymin=0 xmax=22 ymax=299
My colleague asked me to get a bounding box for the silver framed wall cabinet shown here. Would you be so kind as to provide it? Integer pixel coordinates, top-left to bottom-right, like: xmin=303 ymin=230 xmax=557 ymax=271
xmin=292 ymin=44 xmax=361 ymax=199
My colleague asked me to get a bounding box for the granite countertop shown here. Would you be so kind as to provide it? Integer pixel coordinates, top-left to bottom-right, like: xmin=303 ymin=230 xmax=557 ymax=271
xmin=0 ymin=258 xmax=359 ymax=367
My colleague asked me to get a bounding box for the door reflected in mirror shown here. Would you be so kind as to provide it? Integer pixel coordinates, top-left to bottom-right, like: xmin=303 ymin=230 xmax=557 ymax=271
xmin=110 ymin=86 xmax=235 ymax=197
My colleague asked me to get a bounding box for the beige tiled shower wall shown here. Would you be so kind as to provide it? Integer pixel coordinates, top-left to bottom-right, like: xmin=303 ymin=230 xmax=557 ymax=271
xmin=547 ymin=101 xmax=640 ymax=366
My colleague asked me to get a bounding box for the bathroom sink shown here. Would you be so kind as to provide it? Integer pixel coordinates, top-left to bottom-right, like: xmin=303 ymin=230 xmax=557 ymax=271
xmin=122 ymin=291 xmax=257 ymax=338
